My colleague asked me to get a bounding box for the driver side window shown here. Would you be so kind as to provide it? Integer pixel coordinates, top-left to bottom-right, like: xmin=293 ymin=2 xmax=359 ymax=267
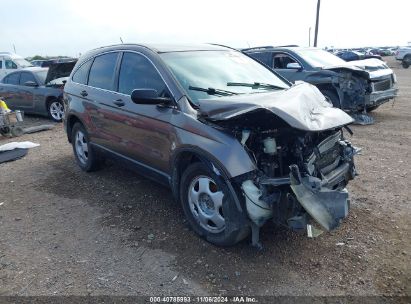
xmin=117 ymin=52 xmax=168 ymax=97
xmin=272 ymin=53 xmax=298 ymax=69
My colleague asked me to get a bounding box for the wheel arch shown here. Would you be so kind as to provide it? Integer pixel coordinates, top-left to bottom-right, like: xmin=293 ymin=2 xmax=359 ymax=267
xmin=170 ymin=147 xmax=246 ymax=213
xmin=65 ymin=113 xmax=87 ymax=143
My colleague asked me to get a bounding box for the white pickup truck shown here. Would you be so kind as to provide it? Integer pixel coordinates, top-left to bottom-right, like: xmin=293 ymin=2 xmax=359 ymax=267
xmin=0 ymin=52 xmax=33 ymax=80
xmin=395 ymin=47 xmax=411 ymax=68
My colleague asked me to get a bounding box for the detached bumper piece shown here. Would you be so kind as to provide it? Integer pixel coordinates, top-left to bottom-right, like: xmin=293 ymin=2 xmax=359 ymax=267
xmin=289 ymin=164 xmax=350 ymax=232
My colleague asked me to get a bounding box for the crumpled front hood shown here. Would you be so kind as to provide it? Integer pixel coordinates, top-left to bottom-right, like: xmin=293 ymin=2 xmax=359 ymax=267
xmin=323 ymin=58 xmax=393 ymax=79
xmin=198 ymin=82 xmax=354 ymax=131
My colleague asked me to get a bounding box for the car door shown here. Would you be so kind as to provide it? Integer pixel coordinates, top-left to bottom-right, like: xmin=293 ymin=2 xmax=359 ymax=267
xmin=82 ymin=52 xmax=122 ymax=153
xmin=110 ymin=51 xmax=174 ymax=174
xmin=15 ymin=72 xmax=38 ymax=109
xmin=0 ymin=72 xmax=21 ymax=109
xmin=271 ymin=52 xmax=306 ymax=83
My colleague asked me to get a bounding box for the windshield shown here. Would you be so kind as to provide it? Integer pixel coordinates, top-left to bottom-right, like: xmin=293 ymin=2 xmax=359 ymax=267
xmin=35 ymin=70 xmax=48 ymax=84
xmin=14 ymin=58 xmax=34 ymax=68
xmin=161 ymin=50 xmax=289 ymax=104
xmin=295 ymin=49 xmax=347 ymax=68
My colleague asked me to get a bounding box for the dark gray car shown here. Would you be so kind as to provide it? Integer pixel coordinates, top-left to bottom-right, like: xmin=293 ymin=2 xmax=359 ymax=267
xmin=244 ymin=46 xmax=398 ymax=124
xmin=0 ymin=62 xmax=76 ymax=122
xmin=64 ymin=44 xmax=358 ymax=248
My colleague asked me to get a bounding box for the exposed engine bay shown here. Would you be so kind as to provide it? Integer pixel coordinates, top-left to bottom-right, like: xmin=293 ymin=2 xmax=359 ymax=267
xmin=233 ymin=124 xmax=358 ymax=248
xmin=198 ymin=82 xmax=360 ymax=248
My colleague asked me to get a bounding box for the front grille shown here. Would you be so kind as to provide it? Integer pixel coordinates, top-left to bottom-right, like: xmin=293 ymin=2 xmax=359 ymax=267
xmin=372 ymin=78 xmax=393 ymax=92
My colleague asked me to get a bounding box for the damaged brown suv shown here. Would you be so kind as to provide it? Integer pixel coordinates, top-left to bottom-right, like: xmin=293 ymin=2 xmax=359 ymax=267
xmin=63 ymin=44 xmax=358 ymax=248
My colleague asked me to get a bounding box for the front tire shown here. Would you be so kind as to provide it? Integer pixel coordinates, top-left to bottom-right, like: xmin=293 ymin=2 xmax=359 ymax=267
xmin=402 ymin=56 xmax=410 ymax=69
xmin=321 ymin=89 xmax=341 ymax=108
xmin=71 ymin=123 xmax=102 ymax=172
xmin=179 ymin=162 xmax=249 ymax=246
xmin=47 ymin=99 xmax=64 ymax=122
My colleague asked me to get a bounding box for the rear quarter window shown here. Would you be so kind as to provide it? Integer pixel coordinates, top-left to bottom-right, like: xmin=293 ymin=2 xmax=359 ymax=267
xmin=72 ymin=59 xmax=93 ymax=85
xmin=88 ymin=53 xmax=119 ymax=90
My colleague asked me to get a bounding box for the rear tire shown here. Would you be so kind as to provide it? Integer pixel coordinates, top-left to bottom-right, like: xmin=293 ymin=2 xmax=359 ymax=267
xmin=321 ymin=89 xmax=340 ymax=108
xmin=71 ymin=122 xmax=102 ymax=172
xmin=179 ymin=162 xmax=249 ymax=246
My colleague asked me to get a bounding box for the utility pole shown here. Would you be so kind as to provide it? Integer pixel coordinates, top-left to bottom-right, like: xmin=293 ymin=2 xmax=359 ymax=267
xmin=314 ymin=0 xmax=321 ymax=47
xmin=309 ymin=27 xmax=311 ymax=47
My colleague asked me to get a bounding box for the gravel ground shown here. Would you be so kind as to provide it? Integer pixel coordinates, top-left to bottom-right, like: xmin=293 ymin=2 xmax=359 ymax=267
xmin=0 ymin=57 xmax=409 ymax=297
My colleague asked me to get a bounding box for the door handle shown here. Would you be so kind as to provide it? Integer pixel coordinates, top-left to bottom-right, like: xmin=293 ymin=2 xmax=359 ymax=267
xmin=113 ymin=99 xmax=125 ymax=107
xmin=80 ymin=90 xmax=88 ymax=97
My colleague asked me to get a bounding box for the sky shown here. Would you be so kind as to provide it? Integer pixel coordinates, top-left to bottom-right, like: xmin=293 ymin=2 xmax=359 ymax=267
xmin=1 ymin=0 xmax=409 ymax=57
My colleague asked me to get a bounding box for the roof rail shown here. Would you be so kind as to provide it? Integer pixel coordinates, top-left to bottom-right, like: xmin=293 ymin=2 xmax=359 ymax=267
xmin=208 ymin=43 xmax=240 ymax=51
xmin=242 ymin=45 xmax=300 ymax=52
xmin=241 ymin=46 xmax=275 ymax=52
xmin=275 ymin=44 xmax=299 ymax=48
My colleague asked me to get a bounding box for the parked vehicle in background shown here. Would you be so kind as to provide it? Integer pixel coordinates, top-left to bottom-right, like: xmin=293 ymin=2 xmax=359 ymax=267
xmin=0 ymin=61 xmax=76 ymax=121
xmin=395 ymin=47 xmax=411 ymax=68
xmin=0 ymin=52 xmax=33 ymax=80
xmin=31 ymin=59 xmax=55 ymax=67
xmin=336 ymin=50 xmax=382 ymax=62
xmin=243 ymin=46 xmax=398 ymax=124
xmin=64 ymin=44 xmax=358 ymax=248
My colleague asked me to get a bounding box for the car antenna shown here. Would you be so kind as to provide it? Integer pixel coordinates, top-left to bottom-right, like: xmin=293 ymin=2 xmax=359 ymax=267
xmin=120 ymin=37 xmax=124 ymax=44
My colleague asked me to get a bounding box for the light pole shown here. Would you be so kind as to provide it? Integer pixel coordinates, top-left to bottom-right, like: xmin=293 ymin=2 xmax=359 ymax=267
xmin=314 ymin=0 xmax=321 ymax=47
xmin=309 ymin=27 xmax=311 ymax=47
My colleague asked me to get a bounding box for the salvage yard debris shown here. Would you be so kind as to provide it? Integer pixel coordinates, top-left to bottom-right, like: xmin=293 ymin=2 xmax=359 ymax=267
xmin=0 ymin=141 xmax=39 ymax=164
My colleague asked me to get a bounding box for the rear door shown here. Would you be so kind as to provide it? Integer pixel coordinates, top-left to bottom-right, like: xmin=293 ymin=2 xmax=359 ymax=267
xmin=83 ymin=52 xmax=122 ymax=152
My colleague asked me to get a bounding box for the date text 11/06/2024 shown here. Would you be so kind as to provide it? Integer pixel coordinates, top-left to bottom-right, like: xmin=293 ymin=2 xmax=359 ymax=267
xmin=149 ymin=296 xmax=258 ymax=303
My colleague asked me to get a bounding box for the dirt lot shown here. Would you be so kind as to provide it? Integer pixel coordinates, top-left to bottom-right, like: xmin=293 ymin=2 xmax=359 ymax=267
xmin=0 ymin=57 xmax=410 ymax=297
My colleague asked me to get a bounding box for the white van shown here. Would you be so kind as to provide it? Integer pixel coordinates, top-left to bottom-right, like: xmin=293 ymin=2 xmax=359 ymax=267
xmin=0 ymin=52 xmax=33 ymax=80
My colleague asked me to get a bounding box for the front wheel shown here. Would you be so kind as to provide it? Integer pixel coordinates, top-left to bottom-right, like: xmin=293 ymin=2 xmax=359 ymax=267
xmin=47 ymin=99 xmax=64 ymax=122
xmin=321 ymin=89 xmax=341 ymax=108
xmin=402 ymin=57 xmax=410 ymax=69
xmin=179 ymin=162 xmax=249 ymax=246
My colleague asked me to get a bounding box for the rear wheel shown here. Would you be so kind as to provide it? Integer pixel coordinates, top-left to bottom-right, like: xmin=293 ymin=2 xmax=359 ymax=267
xmin=180 ymin=162 xmax=249 ymax=246
xmin=321 ymin=89 xmax=340 ymax=108
xmin=71 ymin=123 xmax=102 ymax=172
xmin=47 ymin=99 xmax=64 ymax=122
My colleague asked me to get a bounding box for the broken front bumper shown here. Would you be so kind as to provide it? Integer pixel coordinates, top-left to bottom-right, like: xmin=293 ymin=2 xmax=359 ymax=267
xmin=289 ymin=165 xmax=350 ymax=231
xmin=365 ymin=87 xmax=398 ymax=106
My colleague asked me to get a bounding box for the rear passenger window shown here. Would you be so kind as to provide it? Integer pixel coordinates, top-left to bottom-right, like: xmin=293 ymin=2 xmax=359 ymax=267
xmin=72 ymin=59 xmax=92 ymax=84
xmin=20 ymin=72 xmax=37 ymax=85
xmin=4 ymin=73 xmax=20 ymax=85
xmin=88 ymin=53 xmax=118 ymax=90
xmin=118 ymin=52 xmax=167 ymax=96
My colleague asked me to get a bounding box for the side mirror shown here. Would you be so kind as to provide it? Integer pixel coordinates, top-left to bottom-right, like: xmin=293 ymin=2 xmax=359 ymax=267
xmin=286 ymin=62 xmax=302 ymax=70
xmin=24 ymin=81 xmax=38 ymax=87
xmin=131 ymin=89 xmax=172 ymax=105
